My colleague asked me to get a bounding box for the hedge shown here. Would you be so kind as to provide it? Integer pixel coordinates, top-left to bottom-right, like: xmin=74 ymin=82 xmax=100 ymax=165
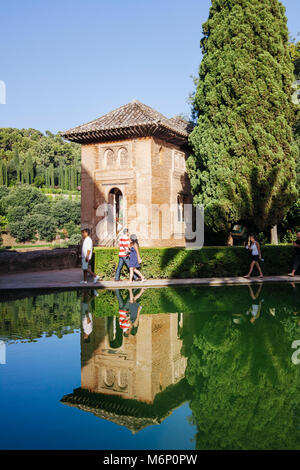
xmin=93 ymin=246 xmax=296 ymax=280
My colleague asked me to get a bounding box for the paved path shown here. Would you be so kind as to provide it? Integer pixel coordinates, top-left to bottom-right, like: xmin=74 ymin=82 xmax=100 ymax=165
xmin=0 ymin=268 xmax=299 ymax=292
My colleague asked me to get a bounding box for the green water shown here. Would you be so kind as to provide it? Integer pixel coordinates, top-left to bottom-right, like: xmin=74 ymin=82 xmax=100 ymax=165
xmin=1 ymin=283 xmax=300 ymax=450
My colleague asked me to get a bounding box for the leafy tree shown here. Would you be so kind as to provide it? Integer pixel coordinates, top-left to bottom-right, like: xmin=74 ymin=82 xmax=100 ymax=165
xmin=0 ymin=128 xmax=81 ymax=189
xmin=65 ymin=220 xmax=81 ymax=238
xmin=188 ymin=0 xmax=299 ymax=234
xmin=9 ymin=216 xmax=36 ymax=242
xmin=33 ymin=175 xmax=45 ymax=188
xmin=7 ymin=205 xmax=28 ymax=223
xmin=289 ymin=38 xmax=300 ymax=80
xmin=0 ymin=215 xmax=8 ymax=232
xmin=0 ymin=161 xmax=8 ymax=186
xmin=3 ymin=184 xmax=47 ymax=212
xmin=0 ymin=185 xmax=9 ymax=201
xmin=31 ymin=202 xmax=51 ymax=216
xmin=278 ymin=36 xmax=300 ymax=238
xmin=31 ymin=214 xmax=57 ymax=241
xmin=68 ymin=233 xmax=82 ymax=245
xmin=52 ymin=198 xmax=81 ymax=226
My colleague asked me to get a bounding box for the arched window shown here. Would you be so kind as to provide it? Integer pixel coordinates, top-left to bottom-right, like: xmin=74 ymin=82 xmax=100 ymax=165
xmin=118 ymin=147 xmax=128 ymax=167
xmin=105 ymin=148 xmax=116 ymax=168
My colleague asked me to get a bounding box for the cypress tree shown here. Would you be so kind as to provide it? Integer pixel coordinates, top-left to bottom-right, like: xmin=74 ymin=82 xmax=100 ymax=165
xmin=49 ymin=164 xmax=54 ymax=187
xmin=45 ymin=168 xmax=49 ymax=187
xmin=25 ymin=151 xmax=34 ymax=184
xmin=66 ymin=166 xmax=70 ymax=190
xmin=59 ymin=165 xmax=64 ymax=189
xmin=71 ymin=165 xmax=76 ymax=190
xmin=17 ymin=165 xmax=21 ymax=183
xmin=4 ymin=161 xmax=8 ymax=186
xmin=0 ymin=162 xmax=4 ymax=186
xmin=188 ymin=0 xmax=299 ymax=234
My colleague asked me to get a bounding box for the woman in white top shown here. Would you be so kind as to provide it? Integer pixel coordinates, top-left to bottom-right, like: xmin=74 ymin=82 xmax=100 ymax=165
xmin=244 ymin=234 xmax=263 ymax=279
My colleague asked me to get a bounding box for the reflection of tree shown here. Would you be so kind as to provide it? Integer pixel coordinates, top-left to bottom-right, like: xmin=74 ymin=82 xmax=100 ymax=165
xmin=184 ymin=311 xmax=300 ymax=449
xmin=0 ymin=291 xmax=81 ymax=342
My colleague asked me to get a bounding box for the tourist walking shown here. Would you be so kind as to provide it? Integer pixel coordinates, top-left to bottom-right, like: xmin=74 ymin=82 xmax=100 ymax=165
xmin=244 ymin=234 xmax=263 ymax=278
xmin=80 ymin=228 xmax=99 ymax=284
xmin=116 ymin=288 xmax=144 ymax=336
xmin=288 ymin=231 xmax=300 ymax=277
xmin=129 ymin=234 xmax=146 ymax=283
xmin=115 ymin=228 xmax=137 ymax=281
xmin=124 ymin=288 xmax=145 ymax=337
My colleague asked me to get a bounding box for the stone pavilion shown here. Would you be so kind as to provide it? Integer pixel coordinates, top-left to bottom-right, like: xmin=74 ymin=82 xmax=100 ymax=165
xmin=62 ymin=100 xmax=194 ymax=247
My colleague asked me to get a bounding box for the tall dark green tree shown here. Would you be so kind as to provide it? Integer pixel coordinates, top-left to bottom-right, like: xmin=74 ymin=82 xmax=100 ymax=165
xmin=188 ymin=0 xmax=299 ymax=235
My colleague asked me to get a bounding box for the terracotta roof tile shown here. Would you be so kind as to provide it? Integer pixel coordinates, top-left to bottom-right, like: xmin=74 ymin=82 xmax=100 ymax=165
xmin=61 ymin=100 xmax=193 ymax=145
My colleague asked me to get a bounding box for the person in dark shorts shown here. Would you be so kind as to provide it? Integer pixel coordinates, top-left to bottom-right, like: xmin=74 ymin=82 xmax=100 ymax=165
xmin=244 ymin=234 xmax=263 ymax=279
xmin=288 ymin=232 xmax=300 ymax=277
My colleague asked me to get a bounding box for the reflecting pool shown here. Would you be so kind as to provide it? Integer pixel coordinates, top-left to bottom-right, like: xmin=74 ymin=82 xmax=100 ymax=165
xmin=1 ymin=283 xmax=300 ymax=450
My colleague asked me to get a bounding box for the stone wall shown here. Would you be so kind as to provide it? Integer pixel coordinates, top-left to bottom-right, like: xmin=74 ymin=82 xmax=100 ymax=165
xmin=0 ymin=247 xmax=80 ymax=274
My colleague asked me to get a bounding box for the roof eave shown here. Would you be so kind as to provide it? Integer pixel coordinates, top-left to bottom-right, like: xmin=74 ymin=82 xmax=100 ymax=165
xmin=62 ymin=123 xmax=188 ymax=146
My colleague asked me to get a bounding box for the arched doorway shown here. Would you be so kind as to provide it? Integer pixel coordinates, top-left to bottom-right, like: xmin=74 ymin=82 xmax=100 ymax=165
xmin=108 ymin=187 xmax=124 ymax=239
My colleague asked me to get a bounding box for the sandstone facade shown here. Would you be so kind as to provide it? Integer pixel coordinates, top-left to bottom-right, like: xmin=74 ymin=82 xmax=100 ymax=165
xmin=62 ymin=100 xmax=193 ymax=247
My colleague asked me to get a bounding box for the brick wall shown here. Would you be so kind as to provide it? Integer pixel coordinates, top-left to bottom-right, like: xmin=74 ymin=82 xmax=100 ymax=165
xmin=80 ymin=136 xmax=193 ymax=247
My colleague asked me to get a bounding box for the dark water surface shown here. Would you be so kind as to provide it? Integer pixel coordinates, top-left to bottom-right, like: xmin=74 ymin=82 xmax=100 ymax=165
xmin=1 ymin=283 xmax=300 ymax=450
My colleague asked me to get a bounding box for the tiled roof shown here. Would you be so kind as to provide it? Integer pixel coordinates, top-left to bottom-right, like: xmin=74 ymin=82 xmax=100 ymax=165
xmin=61 ymin=100 xmax=193 ymax=145
xmin=61 ymin=379 xmax=190 ymax=433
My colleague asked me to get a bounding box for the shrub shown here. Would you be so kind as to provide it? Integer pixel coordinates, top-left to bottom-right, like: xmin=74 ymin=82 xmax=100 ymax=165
xmin=93 ymin=246 xmax=296 ymax=280
xmin=65 ymin=221 xmax=81 ymax=238
xmin=31 ymin=214 xmax=57 ymax=241
xmin=36 ymin=216 xmax=57 ymax=241
xmin=68 ymin=233 xmax=82 ymax=246
xmin=0 ymin=215 xmax=8 ymax=232
xmin=31 ymin=202 xmax=51 ymax=216
xmin=0 ymin=186 xmax=9 ymax=216
xmin=7 ymin=205 xmax=28 ymax=223
xmin=0 ymin=185 xmax=9 ymax=200
xmin=52 ymin=199 xmax=81 ymax=226
xmin=3 ymin=184 xmax=47 ymax=212
xmin=281 ymin=230 xmax=297 ymax=244
xmin=9 ymin=216 xmax=36 ymax=242
xmin=33 ymin=175 xmax=45 ymax=188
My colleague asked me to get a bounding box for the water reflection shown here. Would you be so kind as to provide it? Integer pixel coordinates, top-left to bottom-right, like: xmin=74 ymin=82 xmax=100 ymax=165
xmin=1 ymin=283 xmax=300 ymax=448
xmin=62 ymin=288 xmax=189 ymax=433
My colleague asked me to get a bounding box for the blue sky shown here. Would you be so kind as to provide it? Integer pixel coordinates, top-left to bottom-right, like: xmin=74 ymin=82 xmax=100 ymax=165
xmin=0 ymin=0 xmax=299 ymax=134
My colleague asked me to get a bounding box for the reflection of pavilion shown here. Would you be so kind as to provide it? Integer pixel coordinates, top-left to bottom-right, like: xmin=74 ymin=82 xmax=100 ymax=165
xmin=61 ymin=313 xmax=189 ymax=432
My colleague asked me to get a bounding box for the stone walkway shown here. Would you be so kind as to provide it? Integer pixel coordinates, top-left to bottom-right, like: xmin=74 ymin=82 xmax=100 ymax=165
xmin=0 ymin=268 xmax=299 ymax=292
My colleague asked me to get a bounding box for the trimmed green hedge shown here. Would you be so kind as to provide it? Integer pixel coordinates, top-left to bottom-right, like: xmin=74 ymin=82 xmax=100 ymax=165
xmin=93 ymin=245 xmax=296 ymax=280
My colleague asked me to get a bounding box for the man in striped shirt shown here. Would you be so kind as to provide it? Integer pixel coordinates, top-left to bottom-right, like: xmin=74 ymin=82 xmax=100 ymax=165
xmin=116 ymin=289 xmax=130 ymax=333
xmin=115 ymin=228 xmax=137 ymax=281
